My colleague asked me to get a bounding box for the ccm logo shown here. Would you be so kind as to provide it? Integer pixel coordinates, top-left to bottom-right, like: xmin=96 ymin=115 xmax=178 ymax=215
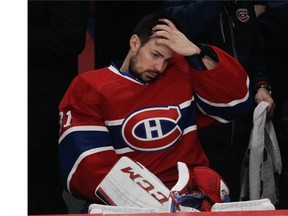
xmin=121 ymin=166 xmax=169 ymax=205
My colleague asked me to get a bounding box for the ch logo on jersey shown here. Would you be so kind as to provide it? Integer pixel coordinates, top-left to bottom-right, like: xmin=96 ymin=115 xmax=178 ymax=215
xmin=236 ymin=8 xmax=250 ymax=23
xmin=122 ymin=106 xmax=182 ymax=151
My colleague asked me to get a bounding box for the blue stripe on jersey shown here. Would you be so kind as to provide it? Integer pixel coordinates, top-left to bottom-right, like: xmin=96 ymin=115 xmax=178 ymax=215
xmin=178 ymin=100 xmax=197 ymax=128
xmin=59 ymin=129 xmax=112 ymax=189
xmin=195 ymin=90 xmax=254 ymax=122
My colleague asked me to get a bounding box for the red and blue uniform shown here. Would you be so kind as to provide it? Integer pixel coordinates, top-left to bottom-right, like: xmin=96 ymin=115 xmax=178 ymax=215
xmin=58 ymin=46 xmax=253 ymax=202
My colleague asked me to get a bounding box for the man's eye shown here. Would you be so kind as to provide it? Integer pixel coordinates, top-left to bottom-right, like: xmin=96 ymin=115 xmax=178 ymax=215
xmin=151 ymin=53 xmax=159 ymax=59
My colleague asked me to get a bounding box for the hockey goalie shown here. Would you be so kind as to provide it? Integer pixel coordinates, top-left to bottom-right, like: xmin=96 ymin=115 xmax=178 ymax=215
xmin=58 ymin=11 xmax=254 ymax=214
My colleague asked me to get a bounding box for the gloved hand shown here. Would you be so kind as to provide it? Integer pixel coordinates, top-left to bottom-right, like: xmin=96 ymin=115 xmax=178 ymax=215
xmin=169 ymin=163 xmax=230 ymax=212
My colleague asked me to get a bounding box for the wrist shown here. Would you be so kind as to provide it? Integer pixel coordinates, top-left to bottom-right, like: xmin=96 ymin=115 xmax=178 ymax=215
xmin=184 ymin=44 xmax=218 ymax=71
xmin=255 ymin=83 xmax=272 ymax=94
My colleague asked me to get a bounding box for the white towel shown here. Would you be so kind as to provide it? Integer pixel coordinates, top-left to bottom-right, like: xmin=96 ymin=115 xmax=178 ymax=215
xmin=240 ymin=101 xmax=282 ymax=204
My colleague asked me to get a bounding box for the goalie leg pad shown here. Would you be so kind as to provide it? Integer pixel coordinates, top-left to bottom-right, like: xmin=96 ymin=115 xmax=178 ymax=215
xmin=94 ymin=156 xmax=171 ymax=212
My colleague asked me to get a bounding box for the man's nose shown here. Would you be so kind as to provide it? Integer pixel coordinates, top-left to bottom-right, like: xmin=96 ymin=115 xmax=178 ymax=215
xmin=154 ymin=60 xmax=166 ymax=73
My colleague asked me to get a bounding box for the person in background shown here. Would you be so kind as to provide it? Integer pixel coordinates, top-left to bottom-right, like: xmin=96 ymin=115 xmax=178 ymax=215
xmin=58 ymin=10 xmax=253 ymax=212
xmin=28 ymin=1 xmax=89 ymax=214
xmin=254 ymin=1 xmax=288 ymax=209
xmin=164 ymin=0 xmax=275 ymax=201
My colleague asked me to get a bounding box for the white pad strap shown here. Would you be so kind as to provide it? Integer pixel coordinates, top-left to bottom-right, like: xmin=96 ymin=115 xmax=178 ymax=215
xmin=88 ymin=204 xmax=157 ymax=214
xmin=171 ymin=161 xmax=190 ymax=192
xmin=211 ymin=198 xmax=275 ymax=211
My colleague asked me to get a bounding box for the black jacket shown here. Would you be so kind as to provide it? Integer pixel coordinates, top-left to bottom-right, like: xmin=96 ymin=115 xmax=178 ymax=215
xmin=164 ymin=0 xmax=269 ymax=90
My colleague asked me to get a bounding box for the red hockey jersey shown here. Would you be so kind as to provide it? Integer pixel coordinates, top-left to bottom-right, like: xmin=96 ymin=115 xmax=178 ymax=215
xmin=58 ymin=46 xmax=253 ymax=202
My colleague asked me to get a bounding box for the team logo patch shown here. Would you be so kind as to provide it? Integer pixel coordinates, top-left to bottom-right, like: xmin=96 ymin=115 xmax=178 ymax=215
xmin=122 ymin=106 xmax=182 ymax=151
xmin=236 ymin=8 xmax=250 ymax=23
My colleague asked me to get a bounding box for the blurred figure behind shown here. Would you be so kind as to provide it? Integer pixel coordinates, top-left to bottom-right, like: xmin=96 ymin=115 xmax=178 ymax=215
xmin=255 ymin=1 xmax=288 ymax=209
xmin=164 ymin=0 xmax=275 ymax=202
xmin=28 ymin=1 xmax=89 ymax=214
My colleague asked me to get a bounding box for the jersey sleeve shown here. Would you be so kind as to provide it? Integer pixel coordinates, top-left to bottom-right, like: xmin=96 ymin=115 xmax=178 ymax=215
xmin=58 ymin=73 xmax=119 ymax=201
xmin=189 ymin=45 xmax=254 ymax=125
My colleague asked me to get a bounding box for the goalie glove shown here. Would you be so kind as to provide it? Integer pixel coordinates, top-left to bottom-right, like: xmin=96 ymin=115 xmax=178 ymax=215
xmin=169 ymin=166 xmax=231 ymax=212
xmin=192 ymin=166 xmax=231 ymax=211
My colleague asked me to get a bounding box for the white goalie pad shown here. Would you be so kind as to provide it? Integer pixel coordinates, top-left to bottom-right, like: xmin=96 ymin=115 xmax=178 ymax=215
xmin=94 ymin=156 xmax=172 ymax=212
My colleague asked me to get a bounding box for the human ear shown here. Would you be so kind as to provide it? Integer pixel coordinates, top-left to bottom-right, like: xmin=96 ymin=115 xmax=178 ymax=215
xmin=130 ymin=34 xmax=141 ymax=52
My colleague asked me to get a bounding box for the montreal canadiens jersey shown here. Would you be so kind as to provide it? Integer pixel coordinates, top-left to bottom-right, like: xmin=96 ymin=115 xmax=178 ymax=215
xmin=58 ymin=46 xmax=253 ymax=201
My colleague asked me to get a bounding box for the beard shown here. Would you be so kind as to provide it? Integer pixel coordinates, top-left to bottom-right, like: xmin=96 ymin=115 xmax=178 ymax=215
xmin=128 ymin=53 xmax=160 ymax=83
xmin=128 ymin=54 xmax=143 ymax=82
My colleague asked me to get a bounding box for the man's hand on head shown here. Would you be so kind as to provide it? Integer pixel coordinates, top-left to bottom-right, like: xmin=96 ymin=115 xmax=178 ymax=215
xmin=152 ymin=18 xmax=201 ymax=56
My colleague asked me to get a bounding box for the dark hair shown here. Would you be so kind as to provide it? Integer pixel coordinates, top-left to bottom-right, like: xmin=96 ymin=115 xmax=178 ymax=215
xmin=132 ymin=10 xmax=176 ymax=46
